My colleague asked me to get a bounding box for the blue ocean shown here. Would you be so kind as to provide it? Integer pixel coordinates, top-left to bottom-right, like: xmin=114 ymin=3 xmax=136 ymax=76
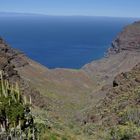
xmin=0 ymin=15 xmax=137 ymax=68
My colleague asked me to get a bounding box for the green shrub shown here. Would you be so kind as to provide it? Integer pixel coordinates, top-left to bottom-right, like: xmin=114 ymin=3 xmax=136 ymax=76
xmin=0 ymin=71 xmax=38 ymax=139
xmin=118 ymin=106 xmax=140 ymax=126
xmin=109 ymin=122 xmax=140 ymax=140
xmin=61 ymin=137 xmax=68 ymax=140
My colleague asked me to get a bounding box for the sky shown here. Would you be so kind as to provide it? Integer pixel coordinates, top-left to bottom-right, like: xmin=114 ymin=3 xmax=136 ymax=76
xmin=0 ymin=0 xmax=140 ymax=17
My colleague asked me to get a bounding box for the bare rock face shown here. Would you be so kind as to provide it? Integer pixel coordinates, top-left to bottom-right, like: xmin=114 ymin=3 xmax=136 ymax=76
xmin=0 ymin=37 xmax=30 ymax=83
xmin=113 ymin=63 xmax=140 ymax=90
xmin=108 ymin=21 xmax=140 ymax=55
xmin=0 ymin=38 xmax=21 ymax=81
xmin=0 ymin=38 xmax=28 ymax=68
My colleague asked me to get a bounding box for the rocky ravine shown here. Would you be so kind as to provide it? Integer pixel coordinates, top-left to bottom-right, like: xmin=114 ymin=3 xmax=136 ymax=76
xmin=0 ymin=21 xmax=140 ymax=123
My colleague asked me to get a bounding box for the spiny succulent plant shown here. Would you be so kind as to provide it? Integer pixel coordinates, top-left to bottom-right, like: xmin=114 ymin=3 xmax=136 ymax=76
xmin=0 ymin=70 xmax=39 ymax=140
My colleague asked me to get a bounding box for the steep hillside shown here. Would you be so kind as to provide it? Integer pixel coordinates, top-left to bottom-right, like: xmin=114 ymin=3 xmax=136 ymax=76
xmin=81 ymin=63 xmax=140 ymax=140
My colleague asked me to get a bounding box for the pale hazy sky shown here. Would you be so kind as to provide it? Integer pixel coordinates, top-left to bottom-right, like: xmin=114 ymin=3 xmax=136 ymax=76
xmin=0 ymin=0 xmax=140 ymax=17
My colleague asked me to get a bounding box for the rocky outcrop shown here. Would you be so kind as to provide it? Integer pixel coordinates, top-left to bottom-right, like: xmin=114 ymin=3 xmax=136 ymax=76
xmin=108 ymin=21 xmax=140 ymax=55
xmin=0 ymin=38 xmax=23 ymax=81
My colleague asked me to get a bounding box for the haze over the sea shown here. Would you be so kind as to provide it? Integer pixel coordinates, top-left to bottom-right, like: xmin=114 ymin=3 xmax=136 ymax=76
xmin=0 ymin=0 xmax=140 ymax=17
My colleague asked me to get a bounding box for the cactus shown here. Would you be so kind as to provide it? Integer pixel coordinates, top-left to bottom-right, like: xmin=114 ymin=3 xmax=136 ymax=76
xmin=0 ymin=70 xmax=40 ymax=139
xmin=0 ymin=71 xmax=7 ymax=97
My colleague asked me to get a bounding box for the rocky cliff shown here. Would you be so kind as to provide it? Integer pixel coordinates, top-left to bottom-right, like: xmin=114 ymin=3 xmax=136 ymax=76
xmin=0 ymin=38 xmax=26 ymax=80
xmin=109 ymin=21 xmax=140 ymax=54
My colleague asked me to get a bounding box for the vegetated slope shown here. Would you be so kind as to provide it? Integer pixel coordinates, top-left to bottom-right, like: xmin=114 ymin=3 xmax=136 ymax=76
xmin=0 ymin=71 xmax=37 ymax=139
xmin=81 ymin=63 xmax=140 ymax=140
xmin=15 ymin=50 xmax=98 ymax=122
